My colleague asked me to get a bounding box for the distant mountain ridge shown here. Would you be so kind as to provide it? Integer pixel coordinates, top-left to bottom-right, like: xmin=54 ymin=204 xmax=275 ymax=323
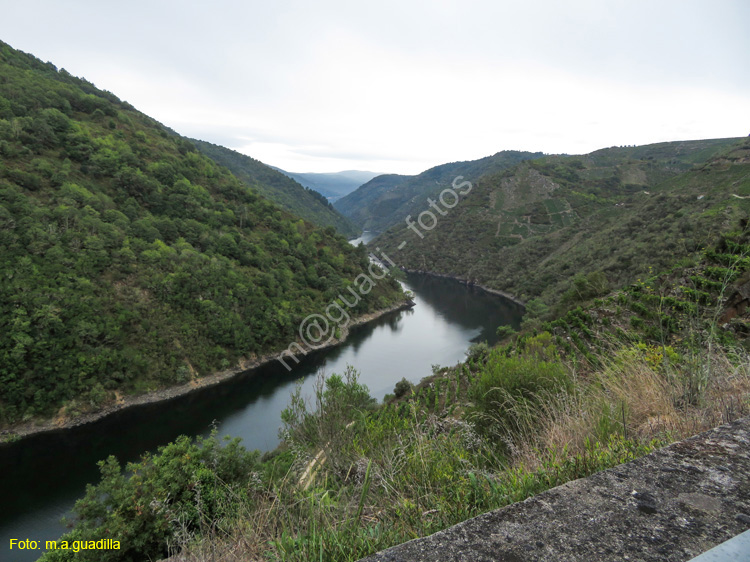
xmin=271 ymin=168 xmax=382 ymax=200
xmin=191 ymin=140 xmax=358 ymax=237
xmin=334 ymin=151 xmax=545 ymax=233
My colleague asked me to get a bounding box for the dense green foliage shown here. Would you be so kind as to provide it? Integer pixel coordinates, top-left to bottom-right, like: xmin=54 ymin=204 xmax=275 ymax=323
xmin=375 ymin=138 xmax=749 ymax=305
xmin=468 ymin=334 xmax=572 ymax=436
xmin=334 ymin=151 xmax=544 ymax=233
xmin=0 ymin=41 xmax=404 ymax=425
xmin=41 ymin=433 xmax=260 ymax=562
xmin=191 ymin=139 xmax=358 ymax=237
xmin=7 ymin=36 xmax=750 ymax=562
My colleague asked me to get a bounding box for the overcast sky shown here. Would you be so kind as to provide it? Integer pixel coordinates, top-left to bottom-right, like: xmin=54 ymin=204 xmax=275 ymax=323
xmin=2 ymin=0 xmax=748 ymax=174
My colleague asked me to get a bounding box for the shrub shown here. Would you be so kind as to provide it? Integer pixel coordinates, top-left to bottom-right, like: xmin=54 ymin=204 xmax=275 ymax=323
xmin=468 ymin=343 xmax=571 ymax=437
xmin=40 ymin=433 xmax=260 ymax=562
xmin=465 ymin=341 xmax=490 ymax=362
xmin=496 ymin=325 xmax=517 ymax=339
xmin=393 ymin=377 xmax=412 ymax=398
xmin=560 ymin=271 xmax=610 ymax=306
xmin=280 ymin=366 xmax=376 ymax=471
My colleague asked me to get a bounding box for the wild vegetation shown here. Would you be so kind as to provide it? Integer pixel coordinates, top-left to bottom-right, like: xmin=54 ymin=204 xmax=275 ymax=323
xmin=191 ymin=140 xmax=358 ymax=238
xmin=0 ymin=41 xmax=404 ymax=427
xmin=374 ymin=138 xmax=749 ymax=304
xmin=4 ymin=37 xmax=750 ymax=562
xmin=40 ymin=227 xmax=750 ymax=562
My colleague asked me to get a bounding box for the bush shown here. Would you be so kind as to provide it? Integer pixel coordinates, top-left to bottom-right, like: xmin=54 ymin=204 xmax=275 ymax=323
xmin=469 ymin=342 xmax=571 ymax=437
xmin=466 ymin=341 xmax=490 ymax=362
xmin=393 ymin=377 xmax=412 ymax=398
xmin=6 ymin=168 xmax=41 ymax=190
xmin=560 ymin=271 xmax=610 ymax=306
xmin=39 ymin=433 xmax=260 ymax=562
xmin=280 ymin=366 xmax=376 ymax=470
xmin=524 ymin=298 xmax=549 ymax=319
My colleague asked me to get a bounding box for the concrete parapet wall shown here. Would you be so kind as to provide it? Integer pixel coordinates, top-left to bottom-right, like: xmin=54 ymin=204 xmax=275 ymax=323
xmin=359 ymin=418 xmax=750 ymax=562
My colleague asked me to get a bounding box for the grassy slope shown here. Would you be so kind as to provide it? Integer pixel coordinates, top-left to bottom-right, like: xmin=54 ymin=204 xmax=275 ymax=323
xmin=375 ymin=138 xmax=748 ymax=303
xmin=334 ymin=150 xmax=544 ymax=233
xmin=191 ymin=139 xmax=359 ymax=238
xmin=0 ymin=41 xmax=404 ymax=426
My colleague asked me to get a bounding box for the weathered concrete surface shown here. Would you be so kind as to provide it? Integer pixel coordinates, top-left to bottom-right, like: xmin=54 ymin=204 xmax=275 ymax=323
xmin=359 ymin=418 xmax=750 ymax=562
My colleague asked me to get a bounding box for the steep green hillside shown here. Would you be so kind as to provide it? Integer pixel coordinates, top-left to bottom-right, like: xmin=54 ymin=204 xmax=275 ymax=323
xmin=191 ymin=139 xmax=358 ymax=237
xmin=375 ymin=138 xmax=747 ymax=304
xmin=332 ymin=173 xmax=411 ymax=230
xmin=0 ymin=41 xmax=404 ymax=426
xmin=541 ymin=225 xmax=750 ymax=363
xmin=334 ymin=151 xmax=544 ymax=233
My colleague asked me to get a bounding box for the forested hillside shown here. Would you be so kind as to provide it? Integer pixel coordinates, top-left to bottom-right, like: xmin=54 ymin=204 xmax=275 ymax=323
xmin=332 ymin=173 xmax=411 ymax=230
xmin=0 ymin=41 xmax=404 ymax=426
xmin=375 ymin=138 xmax=748 ymax=304
xmin=191 ymin=139 xmax=358 ymax=237
xmin=334 ymin=151 xmax=544 ymax=233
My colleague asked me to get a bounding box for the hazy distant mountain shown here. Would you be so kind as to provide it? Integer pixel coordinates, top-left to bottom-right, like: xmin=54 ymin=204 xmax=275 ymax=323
xmin=334 ymin=151 xmax=544 ymax=234
xmin=271 ymin=168 xmax=382 ymax=200
xmin=192 ymin=140 xmax=358 ymax=237
xmin=332 ymin=174 xmax=412 ymax=232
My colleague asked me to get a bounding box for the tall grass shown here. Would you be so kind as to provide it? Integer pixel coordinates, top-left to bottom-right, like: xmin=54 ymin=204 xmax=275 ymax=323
xmin=165 ymin=328 xmax=749 ymax=562
xmin=492 ymin=343 xmax=749 ymax=472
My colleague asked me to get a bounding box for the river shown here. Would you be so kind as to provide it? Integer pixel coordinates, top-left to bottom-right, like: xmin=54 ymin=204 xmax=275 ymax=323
xmin=0 ymin=269 xmax=523 ymax=561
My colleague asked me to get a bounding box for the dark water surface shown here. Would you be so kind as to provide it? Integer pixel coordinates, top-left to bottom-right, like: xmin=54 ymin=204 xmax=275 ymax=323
xmin=0 ymin=272 xmax=522 ymax=561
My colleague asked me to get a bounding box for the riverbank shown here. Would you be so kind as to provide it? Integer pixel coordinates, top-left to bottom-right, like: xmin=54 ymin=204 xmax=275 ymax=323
xmin=400 ymin=268 xmax=526 ymax=307
xmin=0 ymin=300 xmax=413 ymax=444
